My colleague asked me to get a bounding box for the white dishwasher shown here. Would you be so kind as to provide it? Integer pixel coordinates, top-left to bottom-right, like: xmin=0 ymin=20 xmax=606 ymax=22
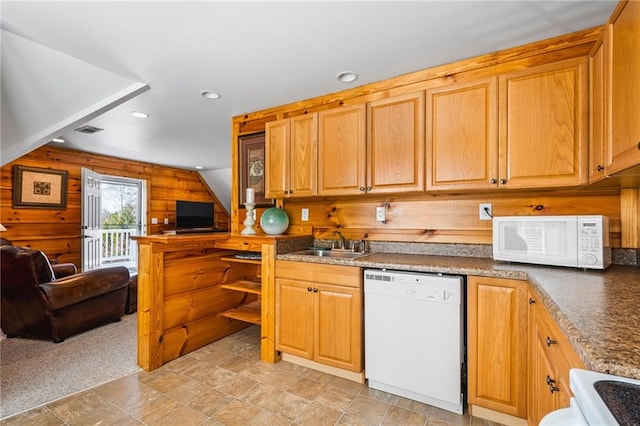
xmin=364 ymin=269 xmax=464 ymax=414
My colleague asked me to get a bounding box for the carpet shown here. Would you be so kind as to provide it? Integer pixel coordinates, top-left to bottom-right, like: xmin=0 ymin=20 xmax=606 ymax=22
xmin=0 ymin=313 xmax=141 ymax=419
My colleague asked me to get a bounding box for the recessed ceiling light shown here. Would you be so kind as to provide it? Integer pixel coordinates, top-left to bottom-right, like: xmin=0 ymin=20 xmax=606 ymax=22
xmin=195 ymin=165 xmax=204 ymax=170
xmin=51 ymin=138 xmax=65 ymax=143
xmin=201 ymin=90 xmax=221 ymax=100
xmin=131 ymin=111 xmax=150 ymax=118
xmin=337 ymin=71 xmax=358 ymax=83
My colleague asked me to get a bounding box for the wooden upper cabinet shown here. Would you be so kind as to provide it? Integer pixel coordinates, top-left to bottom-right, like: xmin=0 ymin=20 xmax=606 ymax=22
xmin=589 ymin=37 xmax=607 ymax=183
xmin=265 ymin=118 xmax=290 ymax=199
xmin=467 ymin=276 xmax=528 ymax=418
xmin=499 ymin=57 xmax=588 ymax=189
xmin=426 ymin=77 xmax=498 ymax=190
xmin=367 ymin=92 xmax=425 ymax=193
xmin=318 ymin=104 xmax=366 ymax=196
xmin=265 ymin=114 xmax=317 ymax=198
xmin=606 ymin=0 xmax=640 ymax=175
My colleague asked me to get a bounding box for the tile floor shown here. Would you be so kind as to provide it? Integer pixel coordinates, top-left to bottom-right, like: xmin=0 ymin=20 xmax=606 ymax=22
xmin=0 ymin=326 xmax=501 ymax=426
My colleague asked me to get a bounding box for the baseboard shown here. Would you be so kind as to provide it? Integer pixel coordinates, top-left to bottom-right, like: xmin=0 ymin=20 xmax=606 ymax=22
xmin=469 ymin=405 xmax=528 ymax=426
xmin=281 ymin=353 xmax=365 ymax=384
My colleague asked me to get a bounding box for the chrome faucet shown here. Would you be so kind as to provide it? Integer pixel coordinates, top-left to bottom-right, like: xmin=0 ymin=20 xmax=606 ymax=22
xmin=331 ymin=231 xmax=347 ymax=250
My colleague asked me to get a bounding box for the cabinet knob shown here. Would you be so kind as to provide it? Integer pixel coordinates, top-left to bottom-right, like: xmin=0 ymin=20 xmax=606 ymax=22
xmin=490 ymin=179 xmax=497 ymax=184
xmin=500 ymin=179 xmax=507 ymax=185
xmin=637 ymin=141 xmax=640 ymax=150
xmin=313 ymin=288 xmax=318 ymax=293
xmin=529 ymin=298 xmax=536 ymax=305
xmin=546 ymin=375 xmax=556 ymax=386
xmin=307 ymin=287 xmax=312 ymax=292
xmin=546 ymin=336 xmax=557 ymax=346
xmin=359 ymin=187 xmax=365 ymax=192
xmin=366 ymin=186 xmax=372 ymax=191
xmin=597 ymin=165 xmax=604 ymax=172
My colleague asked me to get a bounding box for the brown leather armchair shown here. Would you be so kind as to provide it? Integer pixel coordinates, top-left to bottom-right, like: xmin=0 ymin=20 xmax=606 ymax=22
xmin=1 ymin=245 xmax=130 ymax=343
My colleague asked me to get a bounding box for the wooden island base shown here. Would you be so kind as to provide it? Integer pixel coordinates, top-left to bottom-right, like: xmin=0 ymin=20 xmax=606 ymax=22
xmin=133 ymin=233 xmax=311 ymax=372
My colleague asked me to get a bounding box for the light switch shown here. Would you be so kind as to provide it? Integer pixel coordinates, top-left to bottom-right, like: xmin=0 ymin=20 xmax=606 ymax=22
xmin=164 ymin=218 xmax=169 ymax=225
xmin=301 ymin=208 xmax=309 ymax=221
xmin=151 ymin=217 xmax=158 ymax=224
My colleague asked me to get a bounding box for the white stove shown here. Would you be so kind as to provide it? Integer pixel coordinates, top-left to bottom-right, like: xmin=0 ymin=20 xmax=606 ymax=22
xmin=541 ymin=369 xmax=640 ymax=425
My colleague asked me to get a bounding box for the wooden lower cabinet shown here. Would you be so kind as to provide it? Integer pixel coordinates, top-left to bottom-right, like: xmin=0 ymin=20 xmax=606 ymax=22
xmin=528 ymin=290 xmax=586 ymax=425
xmin=275 ymin=261 xmax=362 ymax=373
xmin=467 ymin=276 xmax=529 ymax=419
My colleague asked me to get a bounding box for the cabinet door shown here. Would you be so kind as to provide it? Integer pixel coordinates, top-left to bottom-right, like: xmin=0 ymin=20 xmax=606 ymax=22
xmin=275 ymin=278 xmax=314 ymax=359
xmin=318 ymin=104 xmax=367 ymax=196
xmin=589 ymin=38 xmax=607 ymax=183
xmin=607 ymin=0 xmax=640 ymax=175
xmin=314 ymin=283 xmax=362 ymax=372
xmin=265 ymin=119 xmax=290 ymax=199
xmin=499 ymin=58 xmax=588 ymax=188
xmin=290 ymin=114 xmax=318 ymax=197
xmin=467 ymin=276 xmax=528 ymax=418
xmin=426 ymin=77 xmax=498 ymax=190
xmin=367 ymin=92 xmax=425 ymax=193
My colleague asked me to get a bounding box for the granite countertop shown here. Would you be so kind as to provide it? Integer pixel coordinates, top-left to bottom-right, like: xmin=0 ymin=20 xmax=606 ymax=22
xmin=278 ymin=251 xmax=640 ymax=380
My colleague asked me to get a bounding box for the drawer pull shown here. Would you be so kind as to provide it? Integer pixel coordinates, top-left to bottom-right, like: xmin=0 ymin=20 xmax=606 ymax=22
xmin=546 ymin=375 xmax=559 ymax=393
xmin=546 ymin=336 xmax=557 ymax=346
xmin=529 ymin=298 xmax=536 ymax=305
xmin=597 ymin=165 xmax=604 ymax=171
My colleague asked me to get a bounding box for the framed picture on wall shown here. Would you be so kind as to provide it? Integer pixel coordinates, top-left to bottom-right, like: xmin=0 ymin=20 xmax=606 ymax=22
xmin=238 ymin=132 xmax=272 ymax=207
xmin=12 ymin=165 xmax=68 ymax=209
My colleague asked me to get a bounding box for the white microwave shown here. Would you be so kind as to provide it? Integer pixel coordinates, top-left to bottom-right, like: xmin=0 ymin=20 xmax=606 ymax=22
xmin=493 ymin=215 xmax=611 ymax=269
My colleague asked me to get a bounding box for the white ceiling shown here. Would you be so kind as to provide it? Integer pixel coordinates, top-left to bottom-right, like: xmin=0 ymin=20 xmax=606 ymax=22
xmin=1 ymin=1 xmax=617 ymax=174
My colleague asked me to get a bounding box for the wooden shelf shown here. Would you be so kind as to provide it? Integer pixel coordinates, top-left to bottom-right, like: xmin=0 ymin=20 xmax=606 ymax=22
xmin=221 ymin=279 xmax=261 ymax=295
xmin=221 ymin=254 xmax=262 ymax=265
xmin=220 ymin=300 xmax=261 ymax=325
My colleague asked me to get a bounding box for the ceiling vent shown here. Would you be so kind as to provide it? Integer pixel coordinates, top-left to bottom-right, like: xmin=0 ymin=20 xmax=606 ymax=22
xmin=74 ymin=125 xmax=104 ymax=134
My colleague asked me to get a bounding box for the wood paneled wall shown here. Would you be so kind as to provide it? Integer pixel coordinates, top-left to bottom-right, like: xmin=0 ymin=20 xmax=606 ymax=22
xmin=281 ymin=190 xmax=624 ymax=247
xmin=0 ymin=146 xmax=229 ymax=269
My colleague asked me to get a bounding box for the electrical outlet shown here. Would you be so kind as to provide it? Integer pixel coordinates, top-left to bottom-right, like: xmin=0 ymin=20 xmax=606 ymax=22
xmin=151 ymin=217 xmax=158 ymax=225
xmin=301 ymin=208 xmax=309 ymax=221
xmin=164 ymin=218 xmax=169 ymax=225
xmin=479 ymin=203 xmax=492 ymax=221
xmin=376 ymin=206 xmax=386 ymax=222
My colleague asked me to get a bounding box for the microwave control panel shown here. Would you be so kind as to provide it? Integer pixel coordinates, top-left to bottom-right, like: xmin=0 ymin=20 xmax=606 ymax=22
xmin=577 ymin=216 xmax=608 ymax=268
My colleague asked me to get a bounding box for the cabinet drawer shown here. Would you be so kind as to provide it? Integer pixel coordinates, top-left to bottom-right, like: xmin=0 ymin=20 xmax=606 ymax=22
xmin=276 ymin=260 xmax=361 ymax=288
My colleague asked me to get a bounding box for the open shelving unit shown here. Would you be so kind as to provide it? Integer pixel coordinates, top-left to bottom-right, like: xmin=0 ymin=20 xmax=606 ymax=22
xmin=219 ymin=253 xmax=262 ymax=325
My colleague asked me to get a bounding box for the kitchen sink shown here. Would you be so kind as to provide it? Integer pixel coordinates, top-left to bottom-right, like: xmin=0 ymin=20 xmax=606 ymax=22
xmin=291 ymin=249 xmax=367 ymax=259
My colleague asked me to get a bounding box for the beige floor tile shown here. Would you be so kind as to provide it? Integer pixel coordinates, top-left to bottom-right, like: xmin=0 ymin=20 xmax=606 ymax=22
xmin=163 ymin=378 xmax=216 ymax=405
xmin=214 ymin=373 xmax=259 ymax=397
xmin=335 ymin=413 xmax=377 ymax=425
xmin=327 ymin=376 xmax=365 ymax=396
xmin=188 ymin=388 xmax=235 ymax=417
xmin=260 ymin=390 xmax=311 ymax=420
xmin=302 ymin=369 xmax=334 ymax=384
xmin=248 ymin=409 xmax=292 ymax=426
xmin=257 ymin=369 xmax=300 ymax=390
xmin=138 ymin=402 xmax=209 ymax=426
xmin=211 ymin=399 xmax=261 ymax=426
xmin=287 ymin=377 xmax=327 ymax=400
xmin=144 ymin=371 xmax=193 ymax=394
xmin=426 ymin=406 xmax=470 ymax=426
xmin=93 ymin=378 xmax=164 ymax=414
xmin=0 ymin=407 xmax=65 ymax=426
xmin=218 ymin=356 xmax=256 ymax=373
xmin=383 ymin=405 xmax=428 ymax=425
xmin=242 ymin=382 xmax=288 ymax=409
xmin=314 ymin=386 xmax=358 ymax=412
xmin=345 ymin=395 xmax=390 ymax=425
xmin=293 ymin=401 xmax=343 ymax=426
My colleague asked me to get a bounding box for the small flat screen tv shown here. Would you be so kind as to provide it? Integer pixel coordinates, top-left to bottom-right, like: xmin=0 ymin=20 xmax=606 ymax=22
xmin=175 ymin=200 xmax=215 ymax=229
